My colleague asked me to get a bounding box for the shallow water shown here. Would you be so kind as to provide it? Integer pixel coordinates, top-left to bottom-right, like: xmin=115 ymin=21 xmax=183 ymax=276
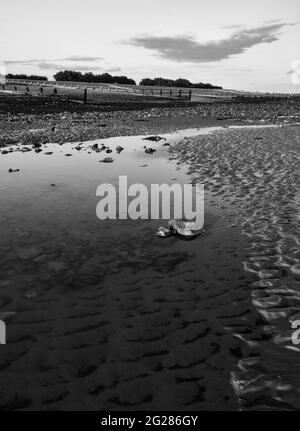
xmin=0 ymin=125 xmax=296 ymax=410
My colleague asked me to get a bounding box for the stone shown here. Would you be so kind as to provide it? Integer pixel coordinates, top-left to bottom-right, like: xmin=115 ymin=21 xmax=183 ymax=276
xmin=156 ymin=227 xmax=172 ymax=238
xmin=99 ymin=157 xmax=114 ymax=163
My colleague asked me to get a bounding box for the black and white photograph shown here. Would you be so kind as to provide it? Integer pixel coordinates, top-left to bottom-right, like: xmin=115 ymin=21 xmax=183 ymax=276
xmin=0 ymin=0 xmax=300 ymax=417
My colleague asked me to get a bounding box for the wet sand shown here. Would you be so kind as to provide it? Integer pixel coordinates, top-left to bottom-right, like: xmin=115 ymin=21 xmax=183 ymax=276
xmin=169 ymin=125 xmax=300 ymax=410
xmin=0 ymin=123 xmax=299 ymax=410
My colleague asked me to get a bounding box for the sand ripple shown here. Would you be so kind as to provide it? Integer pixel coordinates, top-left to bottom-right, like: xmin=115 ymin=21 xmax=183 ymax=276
xmin=170 ymin=125 xmax=300 ymax=410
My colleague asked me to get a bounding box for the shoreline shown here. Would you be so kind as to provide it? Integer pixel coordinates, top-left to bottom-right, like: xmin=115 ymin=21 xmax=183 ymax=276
xmin=1 ymin=93 xmax=300 ymax=148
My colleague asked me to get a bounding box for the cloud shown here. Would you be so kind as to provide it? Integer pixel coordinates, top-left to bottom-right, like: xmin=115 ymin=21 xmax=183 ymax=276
xmin=36 ymin=61 xmax=121 ymax=72
xmin=57 ymin=56 xmax=104 ymax=62
xmin=125 ymin=22 xmax=294 ymax=63
xmin=6 ymin=56 xmax=104 ymax=65
xmin=5 ymin=58 xmax=121 ymax=73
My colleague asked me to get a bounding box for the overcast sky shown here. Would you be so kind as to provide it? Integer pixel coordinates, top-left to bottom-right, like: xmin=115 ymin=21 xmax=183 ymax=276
xmin=1 ymin=0 xmax=299 ymax=92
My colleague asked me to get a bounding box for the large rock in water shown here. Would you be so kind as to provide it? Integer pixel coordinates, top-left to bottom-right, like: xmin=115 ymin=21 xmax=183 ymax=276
xmin=72 ymin=257 xmax=105 ymax=288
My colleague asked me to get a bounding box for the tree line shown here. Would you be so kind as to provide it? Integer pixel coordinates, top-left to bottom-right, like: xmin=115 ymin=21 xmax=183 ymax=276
xmin=5 ymin=71 xmax=222 ymax=89
xmin=139 ymin=77 xmax=222 ymax=89
xmin=53 ymin=71 xmax=136 ymax=85
xmin=5 ymin=73 xmax=48 ymax=81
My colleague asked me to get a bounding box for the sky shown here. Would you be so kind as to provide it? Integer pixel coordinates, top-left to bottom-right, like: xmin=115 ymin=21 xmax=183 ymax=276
xmin=0 ymin=0 xmax=299 ymax=92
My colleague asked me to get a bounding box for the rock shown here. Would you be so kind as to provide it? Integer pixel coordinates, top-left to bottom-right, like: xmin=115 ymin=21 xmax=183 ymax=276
xmin=65 ymin=153 xmax=72 ymax=156
xmin=8 ymin=169 xmax=19 ymax=173
xmin=32 ymin=143 xmax=42 ymax=148
xmin=99 ymin=157 xmax=114 ymax=163
xmin=17 ymin=247 xmax=44 ymax=260
xmin=21 ymin=147 xmax=31 ymax=152
xmin=74 ymin=146 xmax=81 ymax=151
xmin=35 ymin=148 xmax=42 ymax=153
xmin=44 ymin=151 xmax=53 ymax=155
xmin=143 ymin=135 xmax=165 ymax=141
xmin=156 ymin=227 xmax=172 ymax=238
xmin=105 ymin=148 xmax=112 ymax=153
xmin=145 ymin=148 xmax=156 ymax=154
xmin=168 ymin=219 xmax=205 ymax=240
xmin=116 ymin=145 xmax=124 ymax=154
xmin=1 ymin=150 xmax=8 ymax=155
xmin=91 ymin=143 xmax=98 ymax=151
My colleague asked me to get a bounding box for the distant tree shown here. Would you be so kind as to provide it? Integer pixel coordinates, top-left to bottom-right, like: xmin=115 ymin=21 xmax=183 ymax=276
xmin=139 ymin=76 xmax=222 ymax=89
xmin=174 ymin=78 xmax=191 ymax=87
xmin=53 ymin=70 xmax=136 ymax=85
xmin=140 ymin=78 xmax=155 ymax=86
xmin=6 ymin=73 xmax=48 ymax=81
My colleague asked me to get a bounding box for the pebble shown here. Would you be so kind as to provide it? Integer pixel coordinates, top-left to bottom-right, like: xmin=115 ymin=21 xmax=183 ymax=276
xmin=99 ymin=157 xmax=114 ymax=163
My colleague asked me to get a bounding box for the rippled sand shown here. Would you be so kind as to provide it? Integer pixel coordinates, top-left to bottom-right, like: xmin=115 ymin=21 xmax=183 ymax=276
xmin=169 ymin=125 xmax=300 ymax=410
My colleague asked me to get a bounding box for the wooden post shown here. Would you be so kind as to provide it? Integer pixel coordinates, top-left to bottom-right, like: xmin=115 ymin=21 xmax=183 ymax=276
xmin=40 ymin=87 xmax=43 ymax=94
xmin=53 ymin=88 xmax=58 ymax=95
xmin=83 ymin=87 xmax=88 ymax=104
xmin=178 ymin=89 xmax=182 ymax=98
xmin=170 ymin=89 xmax=172 ymax=97
xmin=188 ymin=90 xmax=192 ymax=101
xmin=160 ymin=89 xmax=162 ymax=97
xmin=14 ymin=86 xmax=17 ymax=92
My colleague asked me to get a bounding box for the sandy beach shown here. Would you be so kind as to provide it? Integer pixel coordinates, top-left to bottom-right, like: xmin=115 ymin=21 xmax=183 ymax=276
xmin=0 ymin=93 xmax=299 ymax=411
